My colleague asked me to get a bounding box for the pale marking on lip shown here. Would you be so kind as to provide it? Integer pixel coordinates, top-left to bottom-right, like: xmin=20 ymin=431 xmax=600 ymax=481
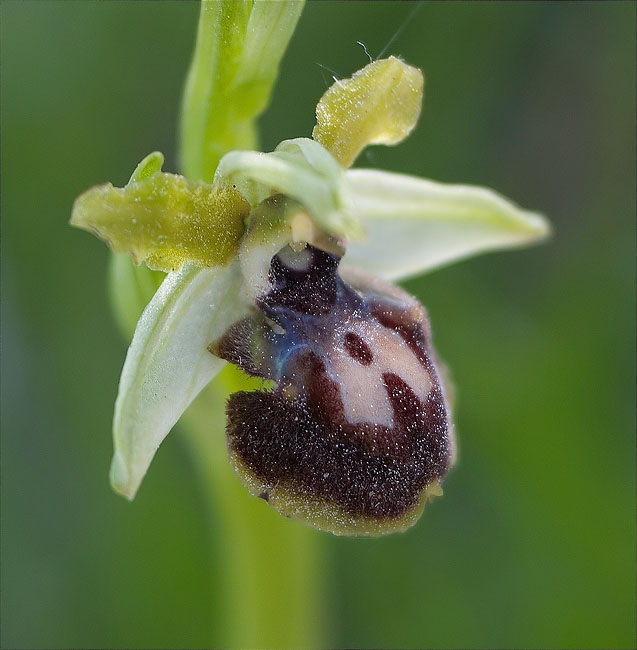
xmin=277 ymin=244 xmax=312 ymax=271
xmin=327 ymin=316 xmax=432 ymax=428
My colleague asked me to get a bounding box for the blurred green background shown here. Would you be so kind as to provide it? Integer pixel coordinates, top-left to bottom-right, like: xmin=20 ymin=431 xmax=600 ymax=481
xmin=2 ymin=2 xmax=635 ymax=648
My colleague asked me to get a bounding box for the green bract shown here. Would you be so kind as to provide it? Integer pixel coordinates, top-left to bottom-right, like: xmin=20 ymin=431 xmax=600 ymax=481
xmin=71 ymin=10 xmax=550 ymax=529
xmin=180 ymin=0 xmax=305 ymax=181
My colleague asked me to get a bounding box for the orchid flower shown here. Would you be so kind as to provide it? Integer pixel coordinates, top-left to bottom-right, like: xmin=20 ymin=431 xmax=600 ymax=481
xmin=71 ymin=55 xmax=549 ymax=536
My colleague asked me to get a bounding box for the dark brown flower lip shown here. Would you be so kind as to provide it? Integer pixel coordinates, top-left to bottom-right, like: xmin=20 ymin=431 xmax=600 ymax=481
xmin=215 ymin=244 xmax=454 ymax=534
xmin=227 ymin=357 xmax=451 ymax=522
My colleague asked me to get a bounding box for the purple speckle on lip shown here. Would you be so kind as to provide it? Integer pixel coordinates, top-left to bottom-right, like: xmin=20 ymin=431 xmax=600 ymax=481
xmin=343 ymin=331 xmax=374 ymax=366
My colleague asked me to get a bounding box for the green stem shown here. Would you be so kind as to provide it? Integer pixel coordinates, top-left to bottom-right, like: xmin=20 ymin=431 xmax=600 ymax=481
xmin=181 ymin=366 xmax=326 ymax=649
xmin=177 ymin=3 xmax=323 ymax=645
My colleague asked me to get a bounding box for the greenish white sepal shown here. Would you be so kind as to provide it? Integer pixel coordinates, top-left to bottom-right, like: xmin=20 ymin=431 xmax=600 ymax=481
xmin=110 ymin=261 xmax=248 ymax=499
xmin=108 ymin=253 xmax=165 ymax=341
xmin=342 ymin=169 xmax=551 ymax=280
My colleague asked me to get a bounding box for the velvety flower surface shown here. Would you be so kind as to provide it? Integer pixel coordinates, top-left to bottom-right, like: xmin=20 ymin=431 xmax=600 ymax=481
xmin=216 ymin=241 xmax=454 ymax=535
xmin=71 ymin=56 xmax=549 ymax=536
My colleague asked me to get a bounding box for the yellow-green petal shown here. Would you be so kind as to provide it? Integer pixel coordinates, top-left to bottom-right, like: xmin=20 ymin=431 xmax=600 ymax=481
xmin=312 ymin=56 xmax=423 ymax=169
xmin=70 ymin=171 xmax=250 ymax=272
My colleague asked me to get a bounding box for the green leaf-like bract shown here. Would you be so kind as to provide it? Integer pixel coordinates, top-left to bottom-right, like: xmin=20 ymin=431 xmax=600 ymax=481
xmin=180 ymin=0 xmax=305 ymax=182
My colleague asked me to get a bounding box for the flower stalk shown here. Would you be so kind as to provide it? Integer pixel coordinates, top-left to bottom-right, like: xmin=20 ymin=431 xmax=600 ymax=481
xmin=182 ymin=368 xmax=324 ymax=649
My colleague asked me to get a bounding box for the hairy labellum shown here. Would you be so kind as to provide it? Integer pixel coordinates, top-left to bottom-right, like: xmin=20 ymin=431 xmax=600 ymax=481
xmin=212 ymin=245 xmax=454 ymax=536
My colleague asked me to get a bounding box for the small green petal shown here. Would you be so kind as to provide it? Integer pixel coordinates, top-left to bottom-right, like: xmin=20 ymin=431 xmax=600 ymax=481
xmin=342 ymin=169 xmax=551 ymax=280
xmin=312 ymin=56 xmax=423 ymax=168
xmin=111 ymin=262 xmax=247 ymax=499
xmin=70 ymin=165 xmax=250 ymax=272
